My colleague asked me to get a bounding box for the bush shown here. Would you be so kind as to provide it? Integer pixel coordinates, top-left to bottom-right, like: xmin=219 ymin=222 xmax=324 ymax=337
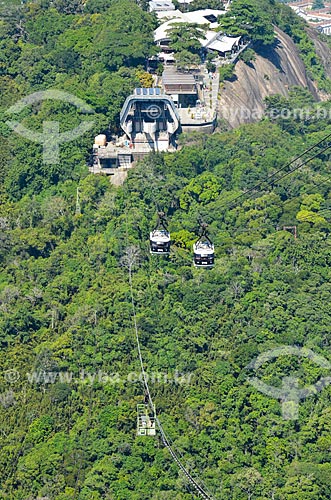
xmin=239 ymin=48 xmax=256 ymax=65
xmin=206 ymin=60 xmax=216 ymax=72
xmin=219 ymin=64 xmax=235 ymax=82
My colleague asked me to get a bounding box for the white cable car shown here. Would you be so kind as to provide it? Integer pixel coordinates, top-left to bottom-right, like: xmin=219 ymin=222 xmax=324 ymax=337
xmin=150 ymin=229 xmax=171 ymax=254
xmin=193 ymin=223 xmax=215 ymax=268
xmin=137 ymin=404 xmax=156 ymax=436
xmin=150 ymin=212 xmax=171 ymax=255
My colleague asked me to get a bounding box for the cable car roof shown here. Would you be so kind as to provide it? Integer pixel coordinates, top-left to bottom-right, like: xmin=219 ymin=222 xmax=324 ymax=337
xmin=194 ymin=241 xmax=214 ymax=252
xmin=150 ymin=229 xmax=170 ymax=241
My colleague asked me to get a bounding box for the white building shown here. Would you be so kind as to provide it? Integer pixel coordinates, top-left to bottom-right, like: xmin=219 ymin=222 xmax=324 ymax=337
xmin=154 ymin=8 xmax=243 ymax=59
xmin=154 ymin=9 xmax=225 ymax=46
xmin=155 ymin=8 xmax=225 ymax=24
xmin=290 ymin=3 xmax=331 ymax=34
xmin=205 ymin=32 xmax=243 ymax=56
xmin=317 ymin=22 xmax=331 ymax=34
xmin=149 ymin=0 xmax=175 ymax=12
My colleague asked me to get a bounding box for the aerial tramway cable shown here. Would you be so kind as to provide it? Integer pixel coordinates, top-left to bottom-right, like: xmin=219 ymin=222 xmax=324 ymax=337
xmin=226 ymin=131 xmax=331 ymax=208
xmin=127 ymin=263 xmax=214 ymax=499
xmin=123 ymin=129 xmax=331 ymax=499
xmin=123 ymin=182 xmax=215 ymax=499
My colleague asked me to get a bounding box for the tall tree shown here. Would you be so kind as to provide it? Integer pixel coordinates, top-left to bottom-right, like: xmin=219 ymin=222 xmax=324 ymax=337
xmin=166 ymin=22 xmax=207 ymax=55
xmin=218 ymin=0 xmax=275 ymax=46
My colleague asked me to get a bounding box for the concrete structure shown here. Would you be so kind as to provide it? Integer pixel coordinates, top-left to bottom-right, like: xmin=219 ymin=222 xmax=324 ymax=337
xmin=317 ymin=21 xmax=331 ymax=34
xmin=120 ymin=87 xmax=180 ymax=150
xmin=162 ymin=69 xmax=197 ymax=101
xmin=89 ymin=6 xmax=245 ymax=178
xmin=90 ymin=70 xmax=218 ymax=176
xmin=154 ymin=9 xmax=226 ymax=45
xmin=205 ymin=32 xmax=244 ymax=57
xmin=91 ymin=88 xmax=180 ymax=175
xmin=160 ymin=67 xmax=216 ymax=132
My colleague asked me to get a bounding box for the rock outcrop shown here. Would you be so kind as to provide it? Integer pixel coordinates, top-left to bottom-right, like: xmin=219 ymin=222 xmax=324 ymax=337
xmin=218 ymin=27 xmax=323 ymax=128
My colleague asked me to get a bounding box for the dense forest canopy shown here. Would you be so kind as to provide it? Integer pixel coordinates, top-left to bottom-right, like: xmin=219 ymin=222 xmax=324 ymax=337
xmin=0 ymin=0 xmax=156 ymax=200
xmin=2 ymin=1 xmax=331 ymax=499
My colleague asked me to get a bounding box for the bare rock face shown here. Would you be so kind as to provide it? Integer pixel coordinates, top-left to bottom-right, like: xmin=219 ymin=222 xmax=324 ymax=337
xmin=218 ymin=27 xmax=320 ymax=128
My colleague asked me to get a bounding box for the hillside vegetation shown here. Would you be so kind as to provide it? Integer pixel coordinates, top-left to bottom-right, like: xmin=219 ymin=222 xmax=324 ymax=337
xmin=1 ymin=1 xmax=331 ymax=499
xmin=2 ymin=106 xmax=331 ymax=498
xmin=0 ymin=0 xmax=156 ymax=199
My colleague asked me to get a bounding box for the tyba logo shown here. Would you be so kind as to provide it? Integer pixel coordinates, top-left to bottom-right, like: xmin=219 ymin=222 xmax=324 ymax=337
xmin=246 ymin=346 xmax=331 ymax=420
xmin=6 ymin=90 xmax=95 ymax=164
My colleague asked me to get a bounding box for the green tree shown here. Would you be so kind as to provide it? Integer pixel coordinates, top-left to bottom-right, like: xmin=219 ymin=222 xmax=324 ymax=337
xmin=166 ymin=22 xmax=207 ymax=55
xmin=312 ymin=0 xmax=325 ymax=9
xmin=219 ymin=63 xmax=235 ymax=82
xmin=218 ymin=0 xmax=275 ymax=46
xmin=280 ymin=475 xmax=320 ymax=499
xmin=136 ymin=69 xmax=154 ymax=87
xmin=175 ymin=49 xmax=200 ymax=71
xmin=239 ymin=47 xmax=256 ymax=64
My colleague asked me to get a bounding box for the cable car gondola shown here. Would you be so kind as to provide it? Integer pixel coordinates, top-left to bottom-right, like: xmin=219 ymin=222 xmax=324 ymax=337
xmin=193 ymin=223 xmax=214 ymax=268
xmin=149 ymin=212 xmax=171 ymax=255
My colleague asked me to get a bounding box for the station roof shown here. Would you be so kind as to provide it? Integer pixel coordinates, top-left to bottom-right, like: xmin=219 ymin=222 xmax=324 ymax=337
xmin=162 ymin=68 xmax=197 ymax=94
xmin=154 ymin=18 xmax=186 ymax=42
xmin=207 ymin=34 xmax=242 ymax=53
xmin=185 ymin=9 xmax=225 ymax=26
xmin=162 ymin=69 xmax=196 ymax=86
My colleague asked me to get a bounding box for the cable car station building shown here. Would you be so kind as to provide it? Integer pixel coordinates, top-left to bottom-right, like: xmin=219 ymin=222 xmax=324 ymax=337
xmin=91 ymin=87 xmax=180 ymax=175
xmin=91 ymin=75 xmax=216 ymax=176
xmin=89 ymin=5 xmax=250 ymax=179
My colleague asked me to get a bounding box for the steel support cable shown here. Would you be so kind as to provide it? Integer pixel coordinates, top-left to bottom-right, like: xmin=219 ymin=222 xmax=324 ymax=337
xmin=123 ymin=181 xmax=214 ymax=500
xmin=156 ymin=416 xmax=213 ymax=500
xmin=312 ymin=176 xmax=331 ymax=190
xmin=127 ymin=264 xmax=153 ymax=410
xmin=225 ymin=132 xmax=331 ymax=209
xmin=265 ymin=141 xmax=331 ymax=186
xmin=129 ymin=194 xmax=213 ymax=500
xmin=144 ymin=256 xmax=215 ymax=500
xmin=232 ymin=141 xmax=331 ymax=212
xmin=146 ymin=193 xmax=215 ymax=499
xmin=123 ymin=130 xmax=331 ymax=500
xmin=127 ymin=264 xmax=214 ymax=499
